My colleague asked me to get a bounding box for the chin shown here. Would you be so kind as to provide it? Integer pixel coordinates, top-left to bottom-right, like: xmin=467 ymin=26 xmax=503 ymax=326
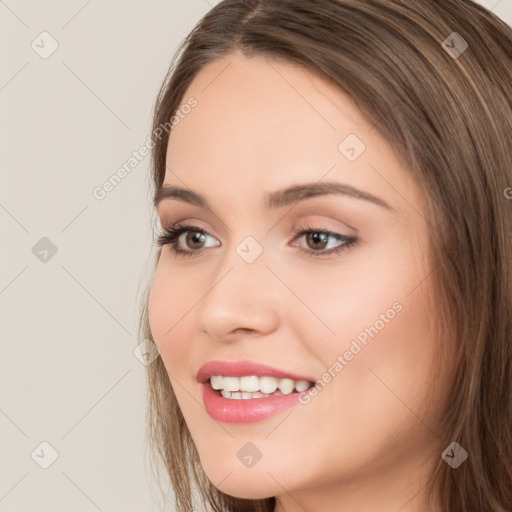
xmin=199 ymin=457 xmax=284 ymax=500
xmin=207 ymin=476 xmax=278 ymax=501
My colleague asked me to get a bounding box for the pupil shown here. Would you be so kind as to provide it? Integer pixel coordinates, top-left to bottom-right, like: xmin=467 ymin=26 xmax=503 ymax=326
xmin=189 ymin=232 xmax=205 ymax=248
xmin=309 ymin=232 xmax=327 ymax=249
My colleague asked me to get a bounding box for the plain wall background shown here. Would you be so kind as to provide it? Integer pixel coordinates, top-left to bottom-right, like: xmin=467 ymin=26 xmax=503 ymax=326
xmin=1 ymin=1 xmax=511 ymax=511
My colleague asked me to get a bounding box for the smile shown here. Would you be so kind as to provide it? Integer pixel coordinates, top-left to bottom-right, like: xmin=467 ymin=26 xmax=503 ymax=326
xmin=197 ymin=360 xmax=316 ymax=423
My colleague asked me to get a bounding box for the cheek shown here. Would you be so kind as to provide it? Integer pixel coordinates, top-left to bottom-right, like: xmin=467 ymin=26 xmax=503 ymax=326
xmin=147 ymin=266 xmax=166 ymax=344
xmin=276 ymin=241 xmax=430 ymax=353
xmin=147 ymin=263 xmax=192 ymax=371
xmin=283 ymin=233 xmax=438 ymax=414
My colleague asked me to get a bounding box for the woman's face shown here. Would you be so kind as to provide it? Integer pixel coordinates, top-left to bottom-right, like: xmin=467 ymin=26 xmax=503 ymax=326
xmin=148 ymin=52 xmax=451 ymax=507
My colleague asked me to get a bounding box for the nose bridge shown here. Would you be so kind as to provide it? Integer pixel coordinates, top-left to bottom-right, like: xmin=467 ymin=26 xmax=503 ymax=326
xmin=195 ymin=235 xmax=281 ymax=339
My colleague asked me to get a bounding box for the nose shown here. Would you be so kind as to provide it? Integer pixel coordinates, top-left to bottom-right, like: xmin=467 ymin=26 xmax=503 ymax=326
xmin=196 ymin=250 xmax=281 ymax=343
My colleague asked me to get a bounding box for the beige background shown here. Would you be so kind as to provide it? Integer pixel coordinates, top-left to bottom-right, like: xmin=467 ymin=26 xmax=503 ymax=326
xmin=1 ymin=1 xmax=510 ymax=511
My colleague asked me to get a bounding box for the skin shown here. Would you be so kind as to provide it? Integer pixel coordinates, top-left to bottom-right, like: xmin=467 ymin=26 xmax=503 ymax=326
xmin=148 ymin=51 xmax=454 ymax=512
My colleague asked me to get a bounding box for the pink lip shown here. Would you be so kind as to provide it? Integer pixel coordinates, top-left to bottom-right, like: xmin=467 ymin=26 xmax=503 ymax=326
xmin=202 ymin=383 xmax=310 ymax=423
xmin=196 ymin=360 xmax=315 ymax=383
xmin=197 ymin=360 xmax=316 ymax=424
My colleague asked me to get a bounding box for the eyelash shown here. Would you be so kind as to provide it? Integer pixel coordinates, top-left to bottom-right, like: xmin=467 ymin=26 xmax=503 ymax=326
xmin=156 ymin=221 xmax=358 ymax=259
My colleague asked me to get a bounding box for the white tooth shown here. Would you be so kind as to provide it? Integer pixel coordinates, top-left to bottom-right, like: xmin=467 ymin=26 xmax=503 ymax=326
xmin=278 ymin=378 xmax=294 ymax=395
xmin=240 ymin=375 xmax=260 ymax=392
xmin=210 ymin=375 xmax=222 ymax=390
xmin=217 ymin=376 xmax=311 ymax=397
xmin=295 ymin=380 xmax=310 ymax=392
xmin=259 ymin=376 xmax=278 ymax=394
xmin=222 ymin=377 xmax=240 ymax=392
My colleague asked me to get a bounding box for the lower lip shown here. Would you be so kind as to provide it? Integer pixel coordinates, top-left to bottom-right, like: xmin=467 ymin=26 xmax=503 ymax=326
xmin=201 ymin=382 xmax=309 ymax=423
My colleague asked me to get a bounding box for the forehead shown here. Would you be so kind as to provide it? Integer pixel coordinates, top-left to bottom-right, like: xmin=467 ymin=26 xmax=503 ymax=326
xmin=163 ymin=52 xmax=419 ymax=216
xmin=167 ymin=52 xmax=367 ymax=166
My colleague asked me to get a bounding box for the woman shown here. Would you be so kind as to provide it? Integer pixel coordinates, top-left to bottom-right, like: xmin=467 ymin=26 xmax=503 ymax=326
xmin=138 ymin=1 xmax=512 ymax=510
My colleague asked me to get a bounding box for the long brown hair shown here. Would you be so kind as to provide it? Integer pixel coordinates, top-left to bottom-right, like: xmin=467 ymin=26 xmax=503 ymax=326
xmin=138 ymin=1 xmax=512 ymax=510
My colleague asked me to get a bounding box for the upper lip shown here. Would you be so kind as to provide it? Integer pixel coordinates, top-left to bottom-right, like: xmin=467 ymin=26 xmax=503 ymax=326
xmin=196 ymin=360 xmax=315 ymax=383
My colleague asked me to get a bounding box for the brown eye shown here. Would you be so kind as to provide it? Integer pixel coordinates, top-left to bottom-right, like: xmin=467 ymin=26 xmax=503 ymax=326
xmin=186 ymin=231 xmax=207 ymax=249
xmin=156 ymin=225 xmax=220 ymax=256
xmin=290 ymin=222 xmax=358 ymax=257
xmin=305 ymin=232 xmax=329 ymax=251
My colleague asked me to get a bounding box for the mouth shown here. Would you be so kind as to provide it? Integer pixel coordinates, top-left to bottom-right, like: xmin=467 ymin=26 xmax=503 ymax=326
xmin=208 ymin=375 xmax=315 ymax=399
xmin=197 ymin=360 xmax=317 ymax=423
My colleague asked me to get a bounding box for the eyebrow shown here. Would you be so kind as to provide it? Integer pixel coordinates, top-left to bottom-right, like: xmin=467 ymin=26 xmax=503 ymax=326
xmin=154 ymin=181 xmax=392 ymax=211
